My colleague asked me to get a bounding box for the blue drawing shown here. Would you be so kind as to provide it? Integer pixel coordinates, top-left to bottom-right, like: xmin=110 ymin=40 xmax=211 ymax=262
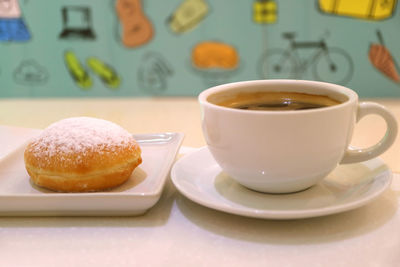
xmin=0 ymin=0 xmax=31 ymax=42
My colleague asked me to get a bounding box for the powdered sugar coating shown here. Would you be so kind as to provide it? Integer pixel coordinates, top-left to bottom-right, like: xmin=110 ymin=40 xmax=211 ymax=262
xmin=27 ymin=117 xmax=136 ymax=167
xmin=24 ymin=117 xmax=142 ymax=191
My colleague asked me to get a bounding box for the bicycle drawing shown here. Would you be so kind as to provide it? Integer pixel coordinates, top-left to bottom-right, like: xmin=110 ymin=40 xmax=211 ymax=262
xmin=259 ymin=32 xmax=354 ymax=85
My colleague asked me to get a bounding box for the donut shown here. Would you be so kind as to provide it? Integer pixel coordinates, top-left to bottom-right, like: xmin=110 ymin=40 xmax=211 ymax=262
xmin=24 ymin=117 xmax=142 ymax=192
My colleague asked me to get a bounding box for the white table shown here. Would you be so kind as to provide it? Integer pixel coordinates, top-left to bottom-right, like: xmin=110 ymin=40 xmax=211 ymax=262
xmin=0 ymin=98 xmax=399 ymax=267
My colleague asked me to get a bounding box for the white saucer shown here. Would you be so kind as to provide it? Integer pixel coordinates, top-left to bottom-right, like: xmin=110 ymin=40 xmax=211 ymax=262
xmin=171 ymin=147 xmax=392 ymax=220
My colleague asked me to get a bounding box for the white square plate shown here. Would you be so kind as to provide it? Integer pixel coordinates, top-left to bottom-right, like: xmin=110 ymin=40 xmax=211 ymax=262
xmin=0 ymin=126 xmax=184 ymax=216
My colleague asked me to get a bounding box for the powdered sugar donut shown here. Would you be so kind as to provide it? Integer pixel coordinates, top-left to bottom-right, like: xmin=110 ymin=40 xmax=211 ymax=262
xmin=24 ymin=117 xmax=142 ymax=192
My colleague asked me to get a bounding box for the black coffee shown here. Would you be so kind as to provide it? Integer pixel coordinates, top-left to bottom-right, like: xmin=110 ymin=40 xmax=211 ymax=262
xmin=208 ymin=91 xmax=341 ymax=111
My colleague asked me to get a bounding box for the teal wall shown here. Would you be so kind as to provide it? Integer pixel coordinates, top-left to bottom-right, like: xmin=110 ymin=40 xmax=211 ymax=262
xmin=0 ymin=0 xmax=399 ymax=98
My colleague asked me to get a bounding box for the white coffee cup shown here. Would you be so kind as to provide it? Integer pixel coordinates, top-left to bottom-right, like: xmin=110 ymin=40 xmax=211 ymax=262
xmin=199 ymin=80 xmax=398 ymax=193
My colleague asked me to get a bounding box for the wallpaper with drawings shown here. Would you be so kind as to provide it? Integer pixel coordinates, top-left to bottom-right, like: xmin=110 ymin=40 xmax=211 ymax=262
xmin=0 ymin=0 xmax=399 ymax=98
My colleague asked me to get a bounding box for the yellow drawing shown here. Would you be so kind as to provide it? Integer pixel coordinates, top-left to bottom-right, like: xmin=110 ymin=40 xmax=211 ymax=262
xmin=64 ymin=50 xmax=121 ymax=90
xmin=64 ymin=51 xmax=93 ymax=90
xmin=168 ymin=0 xmax=209 ymax=34
xmin=318 ymin=0 xmax=397 ymax=20
xmin=253 ymin=0 xmax=277 ymax=24
xmin=87 ymin=57 xmax=121 ymax=89
xmin=191 ymin=41 xmax=240 ymax=86
xmin=192 ymin=41 xmax=239 ymax=69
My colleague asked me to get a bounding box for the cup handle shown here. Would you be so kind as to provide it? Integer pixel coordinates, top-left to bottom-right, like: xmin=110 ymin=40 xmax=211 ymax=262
xmin=340 ymin=102 xmax=398 ymax=164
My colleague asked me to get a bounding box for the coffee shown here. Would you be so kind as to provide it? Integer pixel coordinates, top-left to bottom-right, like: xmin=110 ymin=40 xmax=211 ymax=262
xmin=208 ymin=91 xmax=341 ymax=111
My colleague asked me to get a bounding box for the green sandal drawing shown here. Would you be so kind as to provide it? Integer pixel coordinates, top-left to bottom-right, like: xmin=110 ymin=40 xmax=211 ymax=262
xmin=87 ymin=57 xmax=121 ymax=89
xmin=64 ymin=51 xmax=93 ymax=89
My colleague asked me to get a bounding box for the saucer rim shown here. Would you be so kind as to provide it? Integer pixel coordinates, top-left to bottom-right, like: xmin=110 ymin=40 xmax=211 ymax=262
xmin=171 ymin=146 xmax=392 ymax=220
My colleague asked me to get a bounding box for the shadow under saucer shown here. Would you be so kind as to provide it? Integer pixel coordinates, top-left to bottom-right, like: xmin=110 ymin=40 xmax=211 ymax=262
xmin=176 ymin=186 xmax=398 ymax=245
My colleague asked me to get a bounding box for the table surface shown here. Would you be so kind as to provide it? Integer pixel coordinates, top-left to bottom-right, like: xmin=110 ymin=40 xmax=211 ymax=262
xmin=0 ymin=97 xmax=399 ymax=267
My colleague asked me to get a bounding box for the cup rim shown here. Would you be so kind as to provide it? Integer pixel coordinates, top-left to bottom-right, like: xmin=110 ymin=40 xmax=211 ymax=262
xmin=198 ymin=79 xmax=358 ymax=114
